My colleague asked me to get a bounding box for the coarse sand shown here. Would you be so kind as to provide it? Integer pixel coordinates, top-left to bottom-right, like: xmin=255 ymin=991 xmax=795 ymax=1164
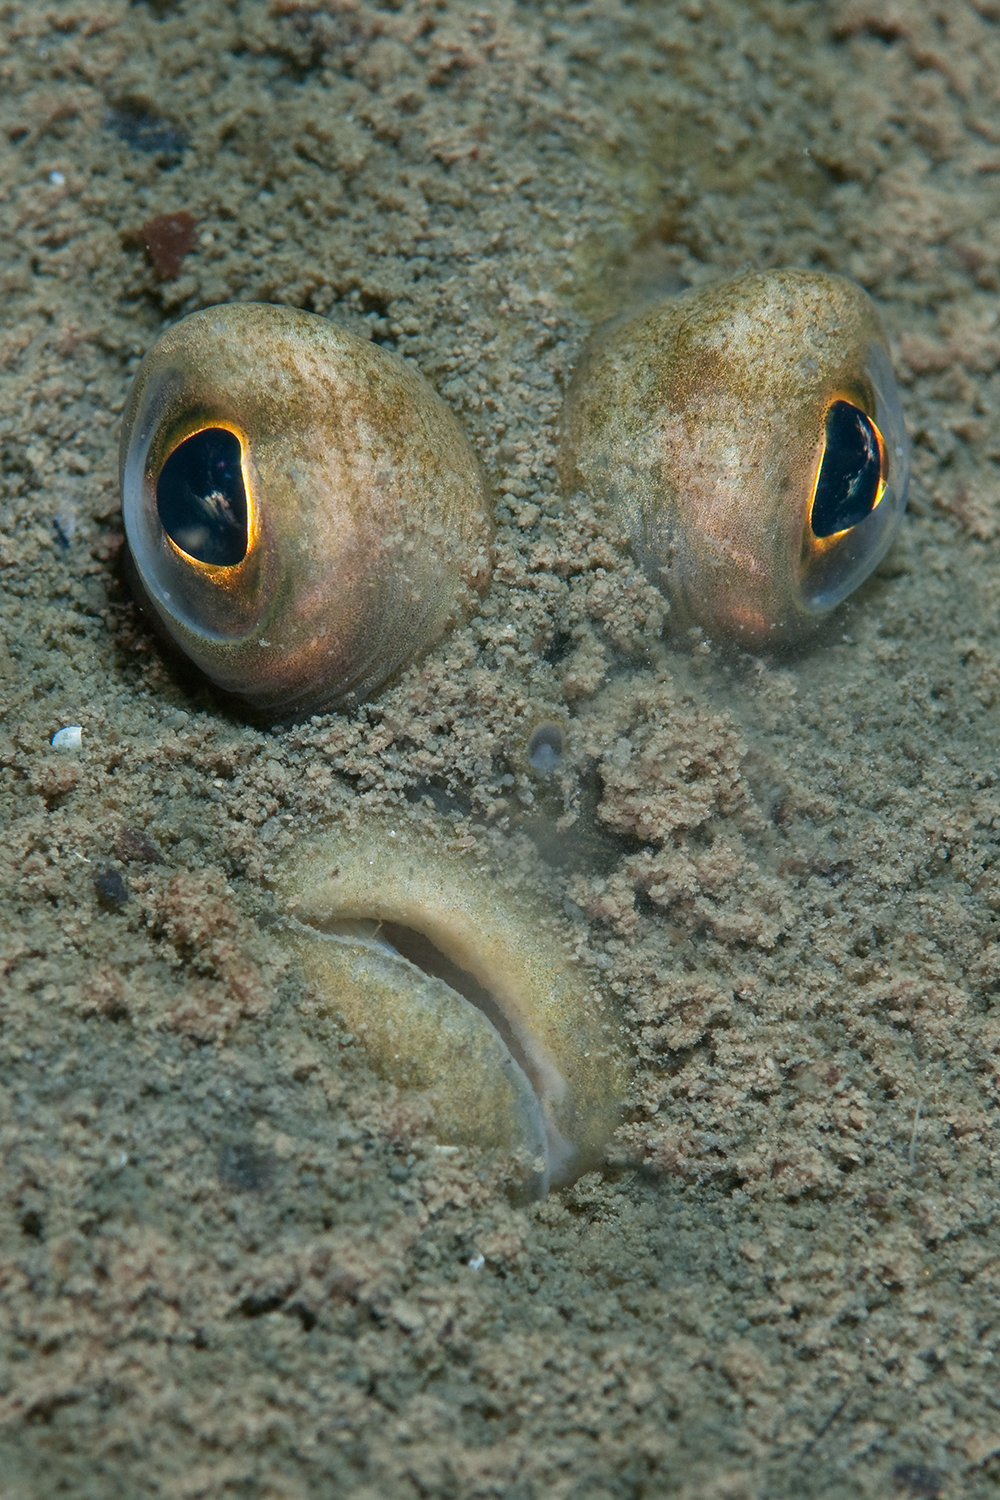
xmin=3 ymin=1 xmax=1000 ymax=1495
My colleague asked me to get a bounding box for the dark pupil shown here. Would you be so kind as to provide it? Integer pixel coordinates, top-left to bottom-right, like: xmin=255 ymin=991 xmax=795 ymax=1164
xmin=810 ymin=401 xmax=883 ymax=539
xmin=156 ymin=427 xmax=248 ymax=566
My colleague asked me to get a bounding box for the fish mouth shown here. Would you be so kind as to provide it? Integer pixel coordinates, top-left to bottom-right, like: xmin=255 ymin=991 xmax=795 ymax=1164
xmin=273 ymin=821 xmax=626 ymax=1196
xmin=304 ymin=915 xmax=578 ymax=1195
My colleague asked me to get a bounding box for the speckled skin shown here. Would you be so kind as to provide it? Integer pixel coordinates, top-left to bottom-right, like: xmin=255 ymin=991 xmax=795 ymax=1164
xmin=273 ymin=818 xmax=628 ymax=1195
xmin=560 ymin=269 xmax=909 ymax=646
xmin=121 ymin=303 xmax=493 ymax=718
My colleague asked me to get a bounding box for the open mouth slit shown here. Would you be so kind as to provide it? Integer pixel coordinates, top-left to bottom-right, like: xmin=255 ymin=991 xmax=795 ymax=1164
xmin=312 ymin=917 xmax=546 ymax=1109
xmin=293 ymin=910 xmax=580 ymax=1190
xmin=378 ymin=922 xmax=544 ymax=1098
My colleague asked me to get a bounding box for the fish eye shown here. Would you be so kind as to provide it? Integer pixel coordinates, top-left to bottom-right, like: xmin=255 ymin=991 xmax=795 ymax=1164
xmin=810 ymin=400 xmax=885 ymax=540
xmin=120 ymin=302 xmax=494 ymax=716
xmin=559 ymin=270 xmax=910 ymax=646
xmin=156 ymin=426 xmax=248 ymax=566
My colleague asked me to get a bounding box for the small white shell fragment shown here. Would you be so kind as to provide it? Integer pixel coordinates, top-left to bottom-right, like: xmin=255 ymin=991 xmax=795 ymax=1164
xmin=51 ymin=726 xmax=83 ymax=751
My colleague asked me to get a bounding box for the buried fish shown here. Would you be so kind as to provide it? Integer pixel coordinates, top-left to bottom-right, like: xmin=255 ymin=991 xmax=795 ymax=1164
xmin=560 ymin=268 xmax=910 ymax=647
xmin=270 ymin=815 xmax=628 ymax=1195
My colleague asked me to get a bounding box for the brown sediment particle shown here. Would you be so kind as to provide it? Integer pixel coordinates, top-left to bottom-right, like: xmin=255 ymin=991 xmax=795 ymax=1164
xmin=92 ymin=863 xmax=129 ymax=909
xmin=29 ymin=758 xmax=79 ymax=802
xmin=142 ymin=869 xmax=276 ymax=1041
xmin=933 ymin=482 xmax=998 ymax=541
xmin=149 ymin=869 xmax=240 ymax=951
xmin=892 ymin=1463 xmax=945 ymax=1498
xmin=81 ymin=963 xmax=127 ymax=1018
xmin=139 ymin=211 xmax=198 ymax=279
xmin=116 ymin=826 xmax=165 ymax=864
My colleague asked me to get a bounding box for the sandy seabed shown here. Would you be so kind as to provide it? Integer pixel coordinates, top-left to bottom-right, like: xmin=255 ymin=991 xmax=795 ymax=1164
xmin=3 ymin=1 xmax=1000 ymax=1496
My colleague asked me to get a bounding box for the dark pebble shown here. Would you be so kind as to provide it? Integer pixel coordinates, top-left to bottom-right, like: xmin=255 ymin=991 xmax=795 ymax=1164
xmin=93 ymin=865 xmax=129 ymax=910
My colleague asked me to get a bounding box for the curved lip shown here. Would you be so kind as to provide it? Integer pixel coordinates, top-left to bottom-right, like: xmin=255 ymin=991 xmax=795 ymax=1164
xmin=281 ymin=907 xmax=579 ymax=1192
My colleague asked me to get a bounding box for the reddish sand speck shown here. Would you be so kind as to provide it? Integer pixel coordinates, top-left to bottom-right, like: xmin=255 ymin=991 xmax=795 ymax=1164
xmin=141 ymin=211 xmax=198 ymax=279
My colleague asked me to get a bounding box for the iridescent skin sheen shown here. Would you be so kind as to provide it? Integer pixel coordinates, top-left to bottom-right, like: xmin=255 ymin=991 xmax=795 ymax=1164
xmin=273 ymin=815 xmax=628 ymax=1195
xmin=560 ymin=270 xmax=909 ymax=647
xmin=121 ymin=303 xmax=493 ymax=719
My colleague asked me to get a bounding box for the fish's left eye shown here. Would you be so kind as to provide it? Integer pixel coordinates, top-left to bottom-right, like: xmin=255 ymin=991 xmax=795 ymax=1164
xmin=119 ymin=302 xmax=494 ymax=717
xmin=811 ymin=400 xmax=885 ymax=539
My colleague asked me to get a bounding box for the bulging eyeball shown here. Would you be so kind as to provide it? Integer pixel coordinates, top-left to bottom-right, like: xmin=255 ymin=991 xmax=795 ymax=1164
xmin=120 ymin=303 xmax=493 ymax=718
xmin=559 ymin=269 xmax=910 ymax=647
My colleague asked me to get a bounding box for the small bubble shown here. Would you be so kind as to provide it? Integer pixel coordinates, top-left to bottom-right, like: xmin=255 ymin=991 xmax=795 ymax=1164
xmin=527 ymin=722 xmax=565 ymax=774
